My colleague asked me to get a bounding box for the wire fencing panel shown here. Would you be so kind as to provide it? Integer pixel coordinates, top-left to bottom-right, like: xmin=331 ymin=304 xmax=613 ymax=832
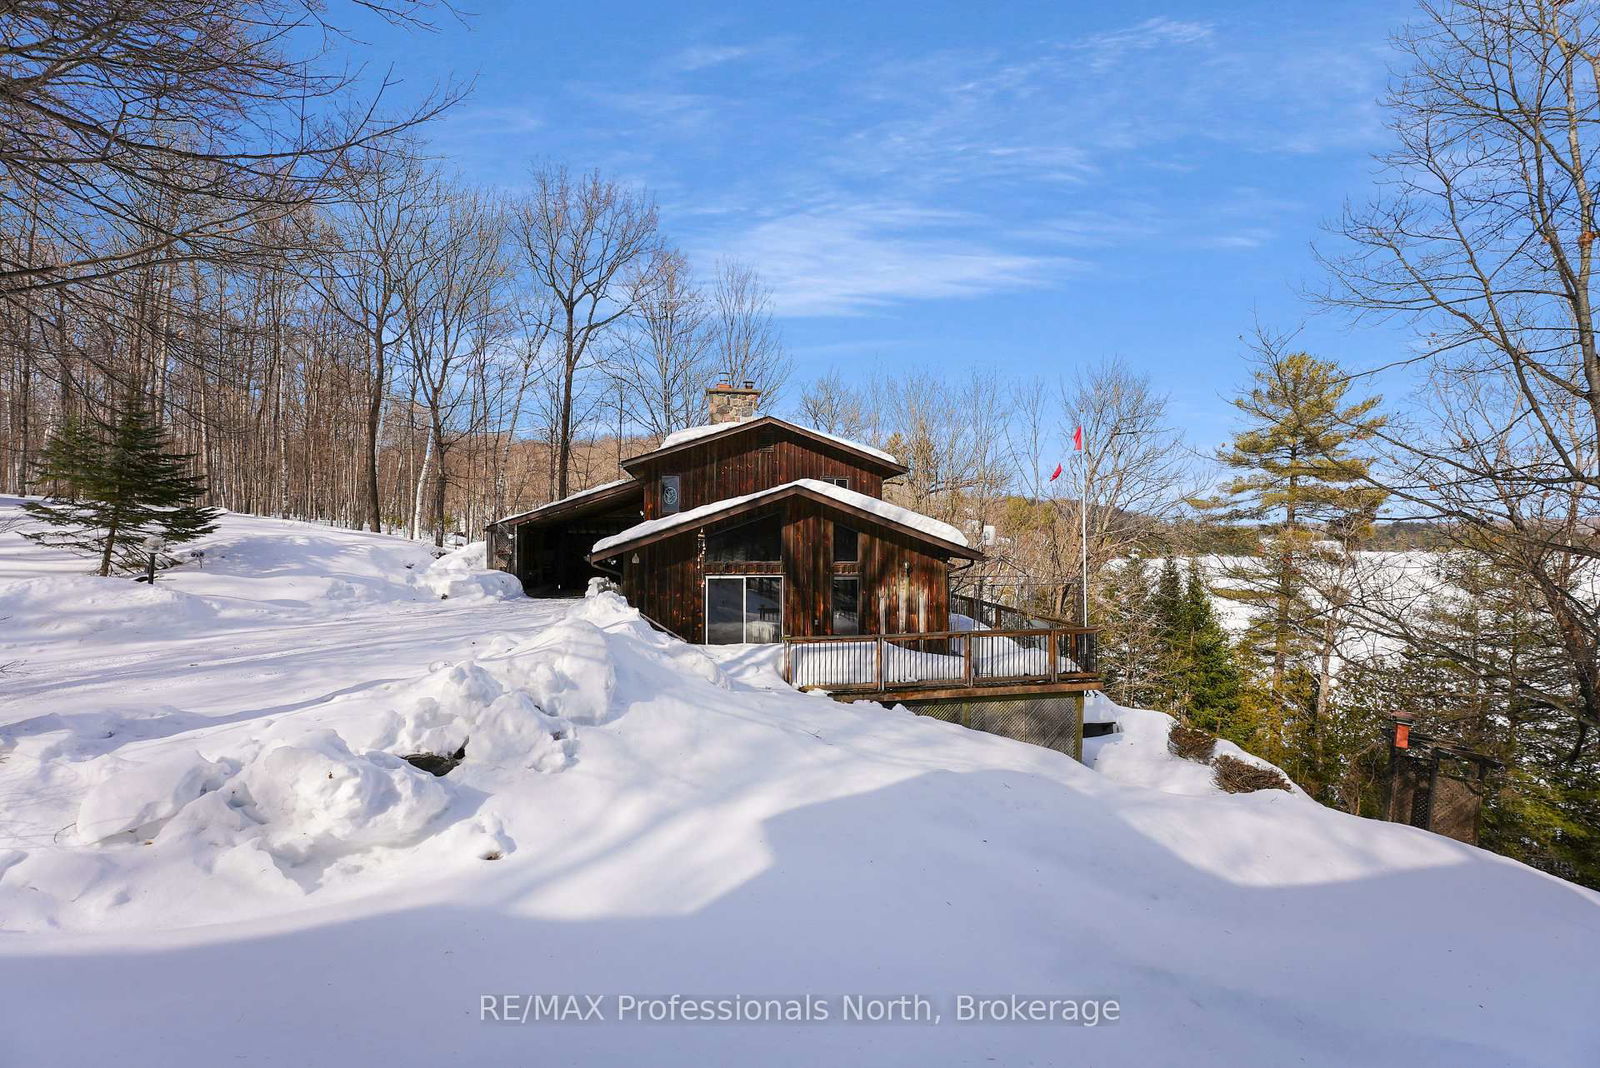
xmin=908 ymin=695 xmax=1082 ymax=758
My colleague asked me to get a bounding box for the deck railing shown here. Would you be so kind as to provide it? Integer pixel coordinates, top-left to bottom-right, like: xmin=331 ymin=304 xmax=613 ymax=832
xmin=949 ymin=591 xmax=1074 ymax=632
xmin=781 ymin=626 xmax=1099 ymax=694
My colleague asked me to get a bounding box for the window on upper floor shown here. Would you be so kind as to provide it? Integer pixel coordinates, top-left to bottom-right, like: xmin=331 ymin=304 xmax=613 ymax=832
xmin=706 ymin=512 xmax=783 ymax=562
xmin=660 ymin=474 xmax=681 ymax=515
xmin=822 ymin=476 xmax=849 ymax=490
xmin=833 ymin=523 xmax=859 ymax=564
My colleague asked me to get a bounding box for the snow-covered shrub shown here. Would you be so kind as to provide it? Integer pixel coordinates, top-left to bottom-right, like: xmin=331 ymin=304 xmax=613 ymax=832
xmin=1167 ymin=723 xmax=1217 ymax=764
xmin=1212 ymin=754 xmax=1292 ymax=794
xmin=235 ymin=730 xmax=452 ymax=862
xmin=500 ymin=615 xmax=617 ymax=725
xmin=417 ymin=543 xmax=523 ymax=602
xmin=372 ymin=660 xmax=575 ymax=772
xmin=76 ymin=750 xmax=234 ymax=843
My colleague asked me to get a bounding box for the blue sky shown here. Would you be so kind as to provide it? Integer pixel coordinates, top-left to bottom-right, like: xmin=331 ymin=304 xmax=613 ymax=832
xmin=356 ymin=1 xmax=1414 ymax=451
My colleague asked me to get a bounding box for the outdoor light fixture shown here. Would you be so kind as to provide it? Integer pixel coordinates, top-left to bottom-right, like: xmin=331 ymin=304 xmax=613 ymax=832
xmin=138 ymin=534 xmax=164 ymax=585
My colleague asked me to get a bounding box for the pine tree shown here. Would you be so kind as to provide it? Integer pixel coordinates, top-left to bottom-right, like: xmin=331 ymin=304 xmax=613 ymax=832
xmin=1197 ymin=349 xmax=1385 ymax=792
xmin=24 ymin=405 xmax=221 ymax=576
xmin=1149 ymin=557 xmax=1188 ymax=711
xmin=1199 ymin=351 xmax=1384 ymax=688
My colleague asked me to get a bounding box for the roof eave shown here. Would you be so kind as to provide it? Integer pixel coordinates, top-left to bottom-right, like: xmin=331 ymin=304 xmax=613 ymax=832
xmin=488 ymin=480 xmax=642 ymax=530
xmin=587 ymin=484 xmax=981 ymax=563
xmin=619 ymin=417 xmax=909 ymax=477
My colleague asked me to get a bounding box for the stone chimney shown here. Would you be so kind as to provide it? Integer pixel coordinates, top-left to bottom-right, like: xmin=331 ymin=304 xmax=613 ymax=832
xmin=706 ymin=379 xmax=761 ymax=425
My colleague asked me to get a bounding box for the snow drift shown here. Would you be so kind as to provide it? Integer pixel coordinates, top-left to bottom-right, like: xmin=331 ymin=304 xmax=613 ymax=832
xmin=0 ymin=499 xmax=1595 ymax=1068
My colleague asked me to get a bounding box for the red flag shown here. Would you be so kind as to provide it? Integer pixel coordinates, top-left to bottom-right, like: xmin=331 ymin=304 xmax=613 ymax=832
xmin=1073 ymin=425 xmax=1084 ymax=452
xmin=1049 ymin=463 xmax=1063 ymax=481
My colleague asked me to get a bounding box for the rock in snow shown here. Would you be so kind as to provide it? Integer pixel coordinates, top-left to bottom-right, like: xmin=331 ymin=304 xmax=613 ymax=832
xmin=0 ymin=498 xmax=1595 ymax=1068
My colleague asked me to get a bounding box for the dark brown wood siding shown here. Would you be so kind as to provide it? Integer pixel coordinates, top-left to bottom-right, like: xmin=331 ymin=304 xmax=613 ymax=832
xmin=783 ymin=498 xmax=831 ymax=637
xmin=636 ymin=427 xmax=886 ymax=520
xmin=616 ymin=498 xmax=953 ymax=643
xmin=858 ymin=523 xmax=952 ymax=636
xmin=620 ymin=527 xmax=703 ymax=640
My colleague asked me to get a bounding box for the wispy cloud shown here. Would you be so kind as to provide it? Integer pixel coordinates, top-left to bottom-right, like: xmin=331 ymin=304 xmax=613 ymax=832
xmin=1074 ymin=16 xmax=1215 ymax=72
xmin=434 ymin=104 xmax=545 ymax=142
xmin=713 ymin=202 xmax=1075 ymax=317
xmin=668 ymin=43 xmax=762 ymax=71
xmin=583 ymin=88 xmax=725 ymax=131
xmin=507 ymin=13 xmax=1389 ymax=318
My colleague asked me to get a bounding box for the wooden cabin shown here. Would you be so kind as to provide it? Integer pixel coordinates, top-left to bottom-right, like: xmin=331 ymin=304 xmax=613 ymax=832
xmin=485 ymin=383 xmax=1101 ymax=759
xmin=487 ymin=382 xmax=979 ymax=643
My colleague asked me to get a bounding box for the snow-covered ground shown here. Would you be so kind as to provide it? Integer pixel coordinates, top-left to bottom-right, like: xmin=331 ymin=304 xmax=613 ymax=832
xmin=1 ymin=498 xmax=1596 ymax=1067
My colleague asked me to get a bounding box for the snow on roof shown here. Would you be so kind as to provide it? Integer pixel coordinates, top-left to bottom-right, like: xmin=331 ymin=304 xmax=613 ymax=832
xmin=591 ymin=478 xmax=968 ymax=557
xmin=493 ymin=478 xmax=636 ymax=526
xmin=649 ymin=418 xmax=900 ymax=467
xmin=658 ymin=419 xmax=755 ymax=449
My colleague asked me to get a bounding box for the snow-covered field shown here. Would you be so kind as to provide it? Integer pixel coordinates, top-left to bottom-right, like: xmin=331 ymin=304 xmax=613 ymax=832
xmin=1 ymin=497 xmax=1596 ymax=1067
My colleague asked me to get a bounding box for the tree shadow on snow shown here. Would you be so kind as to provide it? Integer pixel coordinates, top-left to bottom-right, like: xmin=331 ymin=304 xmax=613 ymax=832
xmin=0 ymin=763 xmax=1596 ymax=1068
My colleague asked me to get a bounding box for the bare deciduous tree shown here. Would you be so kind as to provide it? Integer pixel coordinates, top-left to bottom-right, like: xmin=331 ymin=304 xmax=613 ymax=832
xmin=797 ymin=370 xmax=871 ymax=440
xmin=1005 ymin=362 xmax=1196 ymax=620
xmin=606 ymin=249 xmax=711 ymax=441
xmin=398 ymin=179 xmax=510 ymax=544
xmin=708 ymin=260 xmax=791 ymax=405
xmin=315 ymin=146 xmax=432 ymax=531
xmin=1321 ymin=0 xmax=1600 ymax=733
xmin=0 ymin=0 xmax=459 ymax=297
xmin=510 ymin=167 xmax=659 ymax=499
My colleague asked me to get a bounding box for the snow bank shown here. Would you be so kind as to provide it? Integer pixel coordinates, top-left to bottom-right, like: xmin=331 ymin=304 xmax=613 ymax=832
xmin=0 ymin=574 xmax=220 ymax=639
xmin=498 ymin=615 xmax=618 ymax=724
xmin=2 ymin=502 xmax=1597 ymax=1068
xmin=76 ymin=750 xmax=234 ymax=843
xmin=416 ymin=540 xmax=524 ymax=602
xmin=235 ymin=730 xmax=452 ymax=863
xmin=1083 ymin=692 xmax=1303 ymax=797
xmin=44 ymin=633 xmax=588 ymax=902
xmin=367 ymin=659 xmax=574 ymax=770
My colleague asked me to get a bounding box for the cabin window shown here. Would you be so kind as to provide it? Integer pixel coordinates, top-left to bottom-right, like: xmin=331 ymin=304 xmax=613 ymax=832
xmin=831 ymin=577 xmax=860 ymax=636
xmin=706 ymin=512 xmax=782 ymax=563
xmin=833 ymin=523 xmax=859 ymax=564
xmin=823 ymin=476 xmax=849 ymax=490
xmin=705 ymin=575 xmax=784 ymax=644
xmin=660 ymin=475 xmax=682 ymax=515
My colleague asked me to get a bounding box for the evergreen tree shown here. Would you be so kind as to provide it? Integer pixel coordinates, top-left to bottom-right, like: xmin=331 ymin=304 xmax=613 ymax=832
xmin=1147 ymin=556 xmax=1189 ymax=712
xmin=1145 ymin=557 xmax=1246 ymax=738
xmin=25 ymin=405 xmax=221 ymax=576
xmin=1338 ymin=552 xmax=1600 ymax=887
xmin=1200 ymin=353 xmax=1384 ymax=680
xmin=1097 ymin=556 xmax=1166 ymax=710
xmin=1177 ymin=566 xmax=1244 ymax=738
xmin=1196 ymin=349 xmax=1386 ymax=794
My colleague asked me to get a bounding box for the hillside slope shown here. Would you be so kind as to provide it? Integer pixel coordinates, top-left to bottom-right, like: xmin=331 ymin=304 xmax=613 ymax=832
xmin=0 ymin=499 xmax=1595 ymax=1067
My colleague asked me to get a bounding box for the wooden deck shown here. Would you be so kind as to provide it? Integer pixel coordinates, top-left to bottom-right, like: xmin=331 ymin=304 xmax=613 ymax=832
xmin=780 ymin=626 xmax=1101 ymax=700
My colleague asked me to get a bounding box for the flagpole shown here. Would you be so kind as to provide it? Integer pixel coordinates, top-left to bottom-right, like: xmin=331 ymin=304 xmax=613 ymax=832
xmin=1079 ymin=437 xmax=1089 ymax=627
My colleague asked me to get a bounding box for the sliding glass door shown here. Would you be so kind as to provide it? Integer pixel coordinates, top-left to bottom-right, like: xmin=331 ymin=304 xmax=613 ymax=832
xmin=705 ymin=575 xmax=784 ymax=644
